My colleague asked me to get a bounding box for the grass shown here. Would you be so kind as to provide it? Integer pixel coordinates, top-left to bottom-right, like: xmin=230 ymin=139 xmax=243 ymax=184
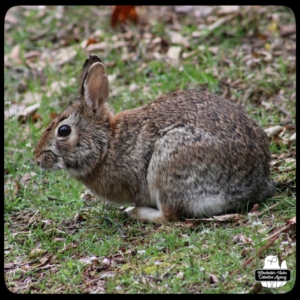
xmin=4 ymin=6 xmax=296 ymax=294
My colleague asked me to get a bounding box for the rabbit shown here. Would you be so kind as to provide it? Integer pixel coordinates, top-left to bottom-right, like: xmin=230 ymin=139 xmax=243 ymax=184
xmin=34 ymin=54 xmax=276 ymax=223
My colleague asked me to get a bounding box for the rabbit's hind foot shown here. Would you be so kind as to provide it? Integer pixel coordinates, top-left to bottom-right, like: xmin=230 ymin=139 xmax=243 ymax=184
xmin=125 ymin=206 xmax=168 ymax=223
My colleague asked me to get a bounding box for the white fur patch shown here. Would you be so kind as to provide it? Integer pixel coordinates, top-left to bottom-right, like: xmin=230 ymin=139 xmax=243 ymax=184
xmin=125 ymin=206 xmax=165 ymax=223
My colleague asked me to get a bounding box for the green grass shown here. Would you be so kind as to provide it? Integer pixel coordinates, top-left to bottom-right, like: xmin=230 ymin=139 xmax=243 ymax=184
xmin=5 ymin=6 xmax=295 ymax=294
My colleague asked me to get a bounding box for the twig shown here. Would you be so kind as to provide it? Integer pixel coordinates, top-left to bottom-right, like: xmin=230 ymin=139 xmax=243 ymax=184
xmin=254 ymin=202 xmax=280 ymax=217
xmin=161 ymin=264 xmax=176 ymax=278
xmin=263 ymin=220 xmax=295 ymax=241
xmin=228 ymin=219 xmax=295 ymax=278
xmin=81 ymin=276 xmax=105 ymax=288
xmin=5 ymin=259 xmax=40 ymax=271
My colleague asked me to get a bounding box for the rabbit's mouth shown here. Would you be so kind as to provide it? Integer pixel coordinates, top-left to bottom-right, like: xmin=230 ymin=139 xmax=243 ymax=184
xmin=34 ymin=150 xmax=64 ymax=171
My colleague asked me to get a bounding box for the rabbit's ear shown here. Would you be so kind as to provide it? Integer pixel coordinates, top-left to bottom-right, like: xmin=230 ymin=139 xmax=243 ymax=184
xmin=78 ymin=54 xmax=102 ymax=96
xmin=83 ymin=62 xmax=109 ymax=111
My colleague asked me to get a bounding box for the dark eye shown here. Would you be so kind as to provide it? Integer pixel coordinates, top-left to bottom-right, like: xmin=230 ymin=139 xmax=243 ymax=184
xmin=58 ymin=125 xmax=71 ymax=137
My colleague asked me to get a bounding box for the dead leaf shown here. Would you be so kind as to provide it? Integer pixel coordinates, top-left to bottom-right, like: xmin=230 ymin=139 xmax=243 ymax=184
xmin=279 ymin=23 xmax=296 ymax=37
xmin=217 ymin=6 xmax=240 ymax=15
xmin=5 ymin=103 xmax=26 ymax=118
xmin=50 ymin=112 xmax=58 ymax=119
xmin=22 ymin=92 xmax=42 ymax=105
xmin=264 ymin=125 xmax=283 ymax=138
xmin=79 ymin=256 xmax=100 ymax=265
xmin=7 ymin=44 xmax=22 ymax=65
xmin=169 ymin=31 xmax=189 ymax=48
xmin=209 ymin=273 xmax=219 ymax=284
xmin=29 ymin=248 xmax=47 ymax=258
xmin=39 ymin=256 xmax=51 ymax=266
xmin=20 ymin=173 xmax=31 ymax=186
xmin=4 ymin=262 xmax=16 ymax=269
xmin=111 ymin=6 xmax=138 ymax=28
xmin=232 ymin=233 xmax=254 ymax=245
xmin=207 ymin=14 xmax=236 ymax=32
xmin=249 ymin=203 xmax=259 ymax=214
xmin=287 ymin=216 xmax=296 ymax=227
xmin=5 ymin=11 xmax=18 ymax=24
xmin=17 ymin=103 xmax=40 ymax=123
xmin=54 ymin=46 xmax=77 ymax=66
xmin=85 ymin=42 xmax=107 ymax=53
xmin=24 ymin=51 xmax=42 ymax=60
xmin=166 ymin=46 xmax=181 ymax=61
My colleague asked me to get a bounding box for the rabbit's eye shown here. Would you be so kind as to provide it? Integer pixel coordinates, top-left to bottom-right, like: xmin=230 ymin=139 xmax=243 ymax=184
xmin=58 ymin=125 xmax=71 ymax=137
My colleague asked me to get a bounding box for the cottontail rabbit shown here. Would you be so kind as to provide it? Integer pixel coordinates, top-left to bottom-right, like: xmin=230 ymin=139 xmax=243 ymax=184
xmin=34 ymin=54 xmax=276 ymax=223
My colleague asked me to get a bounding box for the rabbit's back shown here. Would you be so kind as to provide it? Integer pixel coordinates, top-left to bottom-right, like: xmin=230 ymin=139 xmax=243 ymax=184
xmin=142 ymin=90 xmax=275 ymax=218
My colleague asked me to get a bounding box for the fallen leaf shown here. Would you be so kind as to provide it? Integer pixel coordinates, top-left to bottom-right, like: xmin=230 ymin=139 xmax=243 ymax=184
xmin=7 ymin=44 xmax=22 ymax=65
xmin=217 ymin=6 xmax=240 ymax=15
xmin=264 ymin=125 xmax=283 ymax=138
xmin=17 ymin=103 xmax=40 ymax=123
xmin=5 ymin=11 xmax=18 ymax=24
xmin=166 ymin=46 xmax=181 ymax=61
xmin=287 ymin=216 xmax=296 ymax=227
xmin=85 ymin=42 xmax=107 ymax=53
xmin=22 ymin=91 xmax=42 ymax=105
xmin=29 ymin=248 xmax=47 ymax=258
xmin=209 ymin=273 xmax=219 ymax=284
xmin=5 ymin=103 xmax=26 ymax=118
xmin=249 ymin=203 xmax=259 ymax=214
xmin=55 ymin=46 xmax=77 ymax=66
xmin=4 ymin=263 xmax=15 ymax=269
xmin=20 ymin=173 xmax=31 ymax=186
xmin=111 ymin=6 xmax=138 ymax=28
xmin=24 ymin=51 xmax=42 ymax=60
xmin=207 ymin=14 xmax=236 ymax=32
xmin=100 ymin=272 xmax=115 ymax=279
xmin=279 ymin=23 xmax=296 ymax=37
xmin=232 ymin=233 xmax=254 ymax=245
xmin=50 ymin=112 xmax=58 ymax=119
xmin=169 ymin=31 xmax=189 ymax=48
xmin=79 ymin=256 xmax=100 ymax=265
xmin=39 ymin=256 xmax=51 ymax=266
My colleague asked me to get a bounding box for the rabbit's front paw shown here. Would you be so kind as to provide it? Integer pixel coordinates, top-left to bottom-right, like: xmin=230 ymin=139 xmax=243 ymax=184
xmin=125 ymin=206 xmax=166 ymax=223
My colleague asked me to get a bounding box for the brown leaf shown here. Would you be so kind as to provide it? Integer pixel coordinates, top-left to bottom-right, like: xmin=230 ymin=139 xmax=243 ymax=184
xmin=217 ymin=6 xmax=240 ymax=16
xmin=29 ymin=248 xmax=47 ymax=258
xmin=17 ymin=103 xmax=40 ymax=123
xmin=85 ymin=42 xmax=107 ymax=53
xmin=264 ymin=125 xmax=283 ymax=138
xmin=287 ymin=216 xmax=296 ymax=230
xmin=32 ymin=113 xmax=43 ymax=123
xmin=279 ymin=23 xmax=296 ymax=37
xmin=20 ymin=173 xmax=32 ymax=186
xmin=232 ymin=233 xmax=254 ymax=245
xmin=50 ymin=112 xmax=58 ymax=119
xmin=5 ymin=103 xmax=26 ymax=118
xmin=4 ymin=262 xmax=15 ymax=269
xmin=8 ymin=44 xmax=22 ymax=65
xmin=249 ymin=203 xmax=259 ymax=214
xmin=111 ymin=6 xmax=138 ymax=28
xmin=209 ymin=273 xmax=219 ymax=284
xmin=5 ymin=11 xmax=18 ymax=24
xmin=24 ymin=51 xmax=42 ymax=60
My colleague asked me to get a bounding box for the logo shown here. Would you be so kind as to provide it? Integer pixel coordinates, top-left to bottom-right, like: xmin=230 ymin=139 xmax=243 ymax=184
xmin=255 ymin=255 xmax=291 ymax=288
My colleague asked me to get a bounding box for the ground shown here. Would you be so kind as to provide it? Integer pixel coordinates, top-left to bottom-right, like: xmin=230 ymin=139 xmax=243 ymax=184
xmin=4 ymin=6 xmax=296 ymax=294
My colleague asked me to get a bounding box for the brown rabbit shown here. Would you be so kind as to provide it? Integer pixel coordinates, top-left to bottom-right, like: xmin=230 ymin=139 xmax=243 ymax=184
xmin=34 ymin=54 xmax=276 ymax=223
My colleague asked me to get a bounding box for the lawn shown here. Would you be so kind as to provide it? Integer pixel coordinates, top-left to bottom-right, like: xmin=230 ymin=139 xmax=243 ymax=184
xmin=4 ymin=6 xmax=296 ymax=294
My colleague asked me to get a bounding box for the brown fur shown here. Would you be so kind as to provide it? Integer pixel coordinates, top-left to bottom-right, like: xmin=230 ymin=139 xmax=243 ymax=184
xmin=34 ymin=55 xmax=276 ymax=223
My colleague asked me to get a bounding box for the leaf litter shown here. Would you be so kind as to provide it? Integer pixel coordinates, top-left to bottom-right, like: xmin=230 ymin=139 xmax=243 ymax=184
xmin=4 ymin=5 xmax=295 ymax=294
